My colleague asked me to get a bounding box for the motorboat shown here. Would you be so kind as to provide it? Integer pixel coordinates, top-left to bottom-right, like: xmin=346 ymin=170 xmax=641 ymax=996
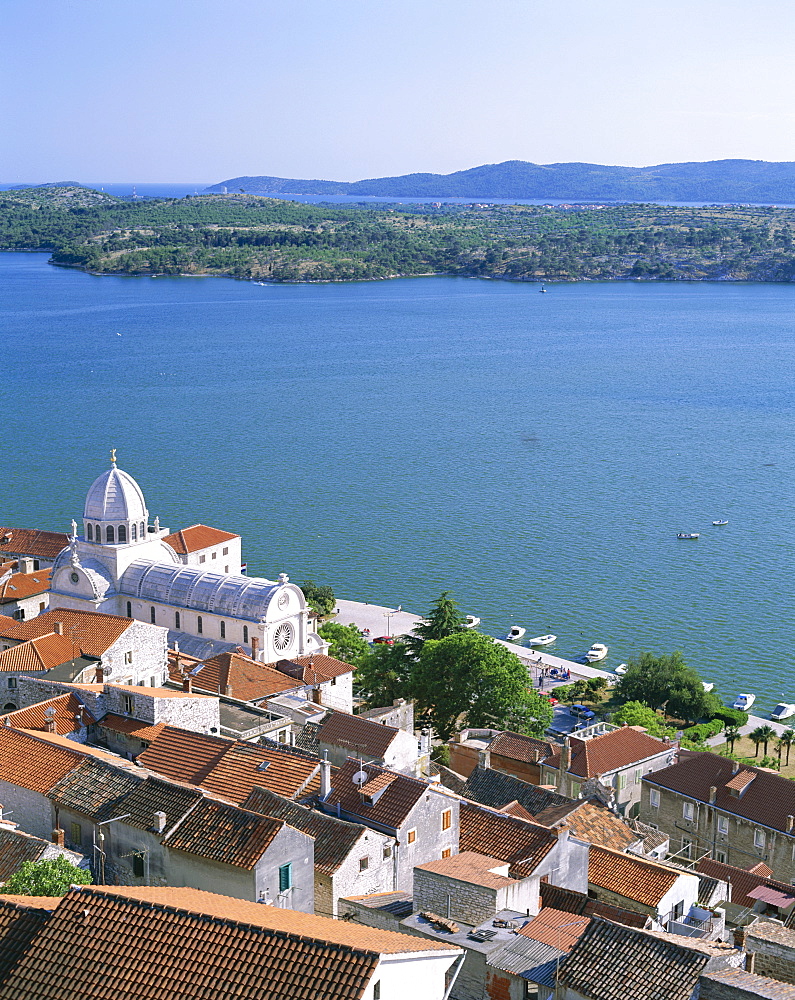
xmin=677 ymin=533 xmax=700 ymax=540
xmin=585 ymin=643 xmax=608 ymax=663
xmin=732 ymin=693 xmax=756 ymax=711
xmin=712 ymin=520 xmax=729 ymax=526
xmin=527 ymin=634 xmax=557 ymax=646
xmin=772 ymin=703 xmax=795 ymax=721
xmin=614 ymin=663 xmax=628 ymax=675
xmin=506 ymin=626 xmax=526 ymax=641
xmin=464 ymin=615 xmax=481 ymax=629
xmin=702 ymin=682 xmax=714 ymax=693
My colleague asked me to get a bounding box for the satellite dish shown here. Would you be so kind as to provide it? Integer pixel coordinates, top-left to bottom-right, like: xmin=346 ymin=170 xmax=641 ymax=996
xmin=352 ymin=770 xmax=369 ymax=786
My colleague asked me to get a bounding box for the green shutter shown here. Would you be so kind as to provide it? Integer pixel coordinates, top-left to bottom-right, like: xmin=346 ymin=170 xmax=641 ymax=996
xmin=279 ymin=863 xmax=292 ymax=892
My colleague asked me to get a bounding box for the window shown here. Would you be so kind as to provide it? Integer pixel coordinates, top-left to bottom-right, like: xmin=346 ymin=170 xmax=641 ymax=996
xmin=634 ymin=768 xmax=642 ymax=785
xmin=407 ymin=829 xmax=417 ymax=845
xmin=681 ymin=837 xmax=692 ymax=859
xmin=523 ymin=983 xmax=540 ymax=999
xmin=124 ymin=651 xmax=133 ymax=664
xmin=224 ymin=566 xmax=229 ymax=573
xmin=715 ymin=850 xmax=728 ymax=864
xmin=33 ymin=560 xmax=39 ymax=570
xmin=220 ymin=621 xmax=226 ymax=639
xmin=243 ymin=625 xmax=248 ymax=643
xmin=106 ymin=525 xmax=114 ymax=543
xmin=199 ymin=554 xmax=206 ymax=564
xmin=278 ymin=863 xmax=292 ymax=892
xmin=671 ymin=900 xmax=685 ymax=922
xmin=149 ymin=676 xmax=155 ymax=687
xmin=197 ymin=616 xmax=203 ymax=634
xmin=683 ymin=802 xmax=695 ymax=821
xmin=175 ymin=611 xmax=180 ymax=630
xmin=150 ymin=606 xmax=156 ymax=624
xmin=70 ymin=822 xmax=82 ymax=846
xmin=7 ymin=677 xmax=17 ymax=689
xmin=373 ymin=982 xmax=381 ymax=1000
xmin=118 ymin=525 xmax=127 ymax=543
xmin=383 ymin=846 xmax=392 ymax=860
xmin=649 ymin=788 xmax=660 ymax=808
xmin=617 ymin=772 xmax=628 ymax=791
xmin=140 ymin=521 xmax=145 ymax=536
xmin=441 ymin=809 xmax=452 ymax=831
xmin=211 ymin=551 xmax=216 ymax=559
xmin=123 ymin=695 xmax=134 ymax=715
xmin=755 ymin=828 xmax=766 ymax=849
xmin=13 ymin=609 xmax=25 ymax=621
xmin=131 ymin=523 xmax=137 ymax=541
xmin=95 ymin=528 xmax=100 ymax=545
xmin=132 ymin=854 xmax=145 ymax=878
xmin=87 ymin=523 xmax=93 ymax=541
xmin=359 ymin=856 xmax=369 ymax=872
xmin=126 ymin=601 xmax=132 ymax=618
xmin=717 ymin=815 xmax=729 ymax=835
xmin=223 ymin=547 xmax=229 ymax=556
xmin=570 ymin=781 xmax=581 ymax=798
xmin=441 ymin=848 xmax=452 ymax=859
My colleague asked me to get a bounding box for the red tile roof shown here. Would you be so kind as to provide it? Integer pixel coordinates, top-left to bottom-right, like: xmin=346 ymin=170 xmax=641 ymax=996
xmin=174 ymin=650 xmax=300 ymax=700
xmin=270 ymin=654 xmax=355 ymax=684
xmin=696 ymin=856 xmax=795 ymax=909
xmin=163 ymin=524 xmax=238 ymax=555
xmin=517 ymin=906 xmax=591 ymax=951
xmin=459 ymin=800 xmax=559 ymax=878
xmin=0 ymin=634 xmax=79 ymax=673
xmin=0 ymin=694 xmax=95 ymax=735
xmin=0 ymin=528 xmax=69 ymax=560
xmin=0 ymin=727 xmax=83 ymax=793
xmin=588 ymin=846 xmax=680 ymax=907
xmin=162 ymin=799 xmax=285 ymax=870
xmin=416 ymin=851 xmax=516 ymax=889
xmin=97 ymin=714 xmax=167 ymax=742
xmin=0 ymin=568 xmax=51 ymax=605
xmin=322 ymin=760 xmax=435 ymax=830
xmin=488 ymin=731 xmax=554 ymax=763
xmin=0 ymin=896 xmax=52 ymax=983
xmin=534 ymin=799 xmax=640 ymax=852
xmin=545 ymin=727 xmax=670 ymax=779
xmin=0 ymin=608 xmax=133 ymax=657
xmin=316 ymin=711 xmax=400 ymax=758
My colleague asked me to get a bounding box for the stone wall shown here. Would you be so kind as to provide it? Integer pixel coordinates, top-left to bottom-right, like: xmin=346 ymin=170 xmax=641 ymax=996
xmin=414 ymin=868 xmax=499 ymax=926
xmin=327 ymin=828 xmax=396 ymax=917
xmin=745 ymin=921 xmax=795 ymax=985
xmin=358 ymin=700 xmax=415 ymax=734
xmin=395 ymin=789 xmax=460 ymax=893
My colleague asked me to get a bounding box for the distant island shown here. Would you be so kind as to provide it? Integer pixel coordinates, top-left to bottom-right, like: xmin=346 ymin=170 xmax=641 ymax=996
xmin=3 ymin=184 xmax=795 ymax=284
xmin=206 ymin=159 xmax=795 ymax=204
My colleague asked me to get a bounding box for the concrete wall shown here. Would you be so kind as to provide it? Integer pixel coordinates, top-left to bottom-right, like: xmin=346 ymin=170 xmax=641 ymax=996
xmin=318 ymin=673 xmax=353 ymax=713
xmin=538 ymin=832 xmax=590 ymax=895
xmin=395 ymin=790 xmax=460 ymax=893
xmin=325 ymin=829 xmax=396 ymax=918
xmin=358 ymin=700 xmax=415 ymax=734
xmin=363 ymin=953 xmax=463 ymax=1000
xmin=0 ymin=780 xmax=54 ymax=841
xmin=177 ymin=536 xmax=242 ymax=575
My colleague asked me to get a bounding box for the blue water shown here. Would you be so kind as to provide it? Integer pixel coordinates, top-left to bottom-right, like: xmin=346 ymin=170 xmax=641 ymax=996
xmin=3 ymin=252 xmax=795 ymax=711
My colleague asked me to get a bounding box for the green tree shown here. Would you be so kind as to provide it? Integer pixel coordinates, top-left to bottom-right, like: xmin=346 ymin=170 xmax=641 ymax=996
xmin=412 ymin=631 xmax=550 ymax=741
xmin=299 ymin=580 xmax=336 ymax=617
xmin=617 ymin=651 xmax=717 ymax=723
xmin=749 ymin=726 xmax=766 ymax=758
xmin=724 ymin=726 xmax=741 ymax=755
xmin=405 ymin=592 xmax=467 ymax=657
xmin=5 ymin=856 xmax=92 ymax=896
xmin=755 ymin=724 xmax=777 ymax=757
xmin=780 ymin=729 xmax=795 ymax=765
xmin=354 ymin=641 xmax=413 ymax=708
xmin=610 ymin=701 xmax=677 ymax=740
xmin=318 ymin=622 xmax=370 ymax=667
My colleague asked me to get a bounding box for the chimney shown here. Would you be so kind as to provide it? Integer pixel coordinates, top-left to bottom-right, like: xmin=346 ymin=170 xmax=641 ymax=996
xmin=419 ymin=728 xmax=431 ymax=755
xmin=251 ymin=635 xmax=259 ymax=660
xmin=154 ymin=811 xmax=166 ymax=834
xmin=53 ymin=622 xmax=63 ymax=635
xmin=787 ymin=815 xmax=794 ymax=833
xmin=96 ymin=666 xmax=104 ymax=683
xmin=18 ymin=557 xmax=33 ymax=574
xmin=225 ymin=684 xmax=233 ymax=697
xmin=182 ymin=674 xmax=192 ymax=693
xmin=732 ymin=760 xmax=740 ymax=774
xmin=558 ymin=737 xmax=571 ymax=793
xmin=320 ymin=751 xmax=331 ymax=800
xmin=479 ymin=748 xmax=492 ymax=770
xmin=52 ymin=828 xmax=65 ymax=847
xmin=709 ymin=786 xmax=717 ymax=804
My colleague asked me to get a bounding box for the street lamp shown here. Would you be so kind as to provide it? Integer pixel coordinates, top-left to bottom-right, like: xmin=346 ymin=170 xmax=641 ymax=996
xmin=384 ymin=608 xmax=399 ymax=637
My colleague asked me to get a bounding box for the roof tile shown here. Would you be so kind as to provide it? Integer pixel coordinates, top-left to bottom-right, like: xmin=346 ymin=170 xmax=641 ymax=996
xmin=163 ymin=524 xmax=239 ymax=555
xmin=588 ymin=846 xmax=680 ymax=907
xmin=1 ymin=608 xmax=133 ymax=657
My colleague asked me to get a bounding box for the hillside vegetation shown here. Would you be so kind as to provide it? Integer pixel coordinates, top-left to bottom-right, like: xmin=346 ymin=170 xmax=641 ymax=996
xmin=4 ymin=186 xmax=795 ymax=283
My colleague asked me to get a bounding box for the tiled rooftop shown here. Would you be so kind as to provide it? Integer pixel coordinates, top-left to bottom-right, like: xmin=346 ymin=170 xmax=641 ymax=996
xmin=539 ymin=881 xmax=651 ymax=928
xmin=588 ymin=845 xmax=680 ymax=907
xmin=0 ymin=693 xmax=95 ymax=735
xmin=545 ymin=727 xmax=671 ymax=779
xmin=1 ymin=608 xmax=134 ymax=656
xmin=114 ymin=776 xmax=202 ymax=833
xmin=701 ymin=968 xmax=795 ymax=999
xmin=416 ymin=851 xmax=515 ymax=889
xmin=518 ymin=906 xmax=591 ymax=952
xmin=163 ymin=798 xmax=285 ymax=869
xmin=163 ymin=524 xmax=239 ymax=555
xmin=96 ymin=714 xmax=167 ymax=742
xmin=322 ymin=759 xmax=432 ymax=830
xmin=487 ymin=731 xmax=554 ymax=763
xmin=0 ymin=527 xmax=69 ymax=560
xmin=696 ymin=857 xmax=795 ymax=909
xmin=269 ymin=654 xmax=355 ymax=685
xmin=535 ymin=799 xmax=640 ymax=852
xmin=0 ymin=727 xmax=84 ymax=794
xmin=315 ymin=710 xmax=400 ymax=758
xmin=461 ymin=764 xmax=572 ymax=816
xmin=0 ymin=896 xmax=52 ymax=984
xmin=174 ymin=650 xmax=300 ymax=700
xmin=48 ymin=757 xmax=143 ymax=822
xmin=0 ymin=634 xmax=81 ymax=673
xmin=0 ymin=826 xmax=49 ymax=880
xmin=0 ymin=568 xmax=51 ymax=604
xmin=459 ymin=800 xmax=558 ymax=878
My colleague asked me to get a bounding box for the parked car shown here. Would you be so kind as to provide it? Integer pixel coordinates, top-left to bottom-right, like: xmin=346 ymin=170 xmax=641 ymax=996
xmin=541 ymin=693 xmax=559 ymax=705
xmin=570 ymin=703 xmax=596 ymax=722
xmin=372 ymin=636 xmax=394 ymax=645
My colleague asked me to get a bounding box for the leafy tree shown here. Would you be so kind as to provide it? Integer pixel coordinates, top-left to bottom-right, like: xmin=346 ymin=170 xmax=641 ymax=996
xmin=354 ymin=641 xmax=413 ymax=708
xmin=318 ymin=622 xmax=370 ymax=668
xmin=617 ymin=651 xmax=718 ymax=723
xmin=755 ymin=724 xmax=777 ymax=757
xmin=408 ymin=592 xmax=467 ymax=648
xmin=412 ymin=631 xmax=551 ymax=741
xmin=5 ymin=856 xmax=92 ymax=896
xmin=610 ymin=701 xmax=677 ymax=740
xmin=299 ymin=580 xmax=335 ymax=617
xmin=724 ymin=726 xmax=741 ymax=755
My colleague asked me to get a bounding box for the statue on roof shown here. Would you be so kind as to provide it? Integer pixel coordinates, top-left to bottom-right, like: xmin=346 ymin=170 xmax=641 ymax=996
xmin=110 ymin=447 xmax=117 ymax=467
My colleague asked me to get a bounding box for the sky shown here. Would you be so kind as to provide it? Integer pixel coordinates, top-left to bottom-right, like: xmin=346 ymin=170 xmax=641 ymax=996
xmin=3 ymin=0 xmax=795 ymax=184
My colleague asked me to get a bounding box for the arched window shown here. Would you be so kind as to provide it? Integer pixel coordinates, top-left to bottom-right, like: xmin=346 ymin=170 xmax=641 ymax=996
xmin=126 ymin=601 xmax=132 ymax=617
xmin=175 ymin=611 xmax=181 ymax=630
xmin=106 ymin=525 xmax=115 ymax=543
xmin=118 ymin=525 xmax=127 ymax=543
xmin=87 ymin=523 xmax=93 ymax=541
xmin=220 ymin=621 xmax=226 ymax=639
xmin=150 ymin=607 xmax=156 ymax=624
xmin=131 ymin=523 xmax=137 ymax=542
xmin=3 ymin=703 xmax=17 ymax=712
xmin=197 ymin=616 xmax=203 ymax=634
xmin=95 ymin=525 xmax=101 ymax=541
xmin=243 ymin=625 xmax=249 ymax=644
xmin=140 ymin=521 xmax=145 ymax=536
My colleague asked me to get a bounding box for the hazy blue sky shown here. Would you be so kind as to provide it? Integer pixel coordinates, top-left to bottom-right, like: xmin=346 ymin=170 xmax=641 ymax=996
xmin=3 ymin=0 xmax=795 ymax=183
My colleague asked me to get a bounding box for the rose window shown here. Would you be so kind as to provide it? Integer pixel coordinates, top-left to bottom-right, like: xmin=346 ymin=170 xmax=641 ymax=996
xmin=273 ymin=622 xmax=294 ymax=653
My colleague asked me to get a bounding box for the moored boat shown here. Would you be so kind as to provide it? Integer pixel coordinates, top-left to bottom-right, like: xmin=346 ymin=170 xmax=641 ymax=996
xmin=528 ymin=634 xmax=556 ymax=646
xmin=732 ymin=693 xmax=756 ymax=711
xmin=464 ymin=615 xmax=481 ymax=629
xmin=712 ymin=520 xmax=728 ymax=526
xmin=677 ymin=533 xmax=700 ymax=540
xmin=614 ymin=663 xmax=628 ymax=675
xmin=506 ymin=626 xmax=526 ymax=641
xmin=585 ymin=643 xmax=608 ymax=662
xmin=772 ymin=702 xmax=795 ymax=721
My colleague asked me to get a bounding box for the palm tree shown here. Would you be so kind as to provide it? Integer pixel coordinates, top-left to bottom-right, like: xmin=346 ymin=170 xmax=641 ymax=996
xmin=780 ymin=729 xmax=795 ymax=766
xmin=724 ymin=726 xmax=740 ymax=755
xmin=749 ymin=726 xmax=766 ymax=758
xmin=757 ymin=725 xmax=777 ymax=758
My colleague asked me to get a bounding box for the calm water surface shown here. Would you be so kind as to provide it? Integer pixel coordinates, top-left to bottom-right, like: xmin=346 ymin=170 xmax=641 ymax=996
xmin=2 ymin=253 xmax=794 ymax=712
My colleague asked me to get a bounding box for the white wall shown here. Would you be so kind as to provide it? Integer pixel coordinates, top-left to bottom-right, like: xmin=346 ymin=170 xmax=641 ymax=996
xmin=362 ymin=952 xmax=462 ymax=1000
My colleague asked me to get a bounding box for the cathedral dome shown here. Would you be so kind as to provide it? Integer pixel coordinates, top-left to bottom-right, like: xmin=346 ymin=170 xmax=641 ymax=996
xmin=84 ymin=465 xmax=148 ymax=523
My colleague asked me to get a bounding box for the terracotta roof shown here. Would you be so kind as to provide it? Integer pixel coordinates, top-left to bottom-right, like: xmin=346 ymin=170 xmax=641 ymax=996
xmin=114 ymin=776 xmax=202 ymax=832
xmin=560 ymin=917 xmax=711 ymax=1000
xmin=461 ymin=765 xmax=573 ymax=816
xmin=539 ymin=881 xmax=651 ymax=929
xmin=0 ymin=694 xmax=95 ymax=735
xmin=105 ymin=683 xmax=201 ymax=699
xmin=322 ymin=760 xmax=432 ymax=830
xmin=497 ymin=800 xmax=536 ymax=821
xmin=416 ymin=851 xmax=516 ymax=889
xmin=696 ymin=857 xmax=795 ymax=909
xmin=588 ymin=846 xmax=680 ymax=907
xmin=0 ymin=727 xmax=84 ymax=794
xmin=0 ymin=568 xmax=51 ymax=604
xmin=1 ymin=608 xmax=133 ymax=657
xmin=316 ymin=710 xmax=400 ymax=758
xmin=163 ymin=524 xmax=239 ymax=555
xmin=174 ymin=650 xmax=300 ymax=700
xmin=0 ymin=827 xmax=49 ymax=880
xmin=645 ymin=750 xmax=795 ymax=835
xmin=518 ymin=907 xmax=591 ymax=952
xmin=544 ymin=728 xmax=670 ymax=779
xmin=0 ymin=528 xmax=69 ymax=560
xmin=487 ymin=731 xmax=554 ymax=763
xmin=138 ymin=725 xmax=321 ymax=803
xmin=459 ymin=800 xmax=558 ymax=878
xmin=162 ymin=798 xmax=284 ymax=869
xmin=48 ymin=758 xmax=143 ymax=822
xmin=0 ymin=896 xmax=51 ymax=984
xmin=535 ymin=799 xmax=640 ymax=852
xmin=0 ymin=634 xmax=80 ymax=673
xmin=0 ymin=615 xmax=17 ymax=633
xmin=270 ymin=654 xmax=355 ymax=684
xmin=725 ymin=767 xmax=756 ymax=792
xmin=97 ymin=714 xmax=167 ymax=742
xmin=243 ymin=786 xmax=366 ymax=875
xmin=701 ymin=968 xmax=795 ymax=999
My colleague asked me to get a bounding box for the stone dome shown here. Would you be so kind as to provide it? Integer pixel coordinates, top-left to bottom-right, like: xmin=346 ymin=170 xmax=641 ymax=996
xmin=84 ymin=465 xmax=148 ymax=523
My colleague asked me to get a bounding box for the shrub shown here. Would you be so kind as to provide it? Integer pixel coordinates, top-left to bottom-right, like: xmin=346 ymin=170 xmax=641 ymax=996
xmin=710 ymin=707 xmax=749 ymax=727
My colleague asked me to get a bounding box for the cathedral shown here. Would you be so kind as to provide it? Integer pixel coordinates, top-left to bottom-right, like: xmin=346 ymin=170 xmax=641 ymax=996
xmin=48 ymin=454 xmax=324 ymax=662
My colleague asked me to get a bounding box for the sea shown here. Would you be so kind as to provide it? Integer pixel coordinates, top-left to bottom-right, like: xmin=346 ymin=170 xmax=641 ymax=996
xmin=2 ymin=251 xmax=794 ymax=713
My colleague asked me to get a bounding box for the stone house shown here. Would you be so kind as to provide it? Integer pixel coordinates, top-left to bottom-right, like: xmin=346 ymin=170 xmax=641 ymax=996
xmin=162 ymin=524 xmax=242 ymax=575
xmin=477 ymin=730 xmax=555 ymax=784
xmin=0 ymin=527 xmax=70 ymax=570
xmin=318 ymin=760 xmax=460 ymax=893
xmin=0 ymin=635 xmax=100 ymax=713
xmin=0 ymin=563 xmax=51 ymax=621
xmin=0 ymin=822 xmax=86 ymax=883
xmin=299 ymin=709 xmax=422 ymax=774
xmin=739 ymin=918 xmax=795 ymax=985
xmin=0 ymin=691 xmax=94 ymax=742
xmin=700 ymin=967 xmax=795 ymax=998
xmin=641 ymin=750 xmax=795 ymax=882
xmin=538 ymin=727 xmax=675 ymax=817
xmin=243 ymin=785 xmax=396 ymax=917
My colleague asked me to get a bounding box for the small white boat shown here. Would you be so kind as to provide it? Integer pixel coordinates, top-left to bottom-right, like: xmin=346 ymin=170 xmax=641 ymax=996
xmin=677 ymin=533 xmax=700 ymax=540
xmin=712 ymin=520 xmax=728 ymax=526
xmin=614 ymin=663 xmax=628 ymax=675
xmin=702 ymin=682 xmax=714 ymax=693
xmin=732 ymin=693 xmax=756 ymax=711
xmin=464 ymin=615 xmax=481 ymax=629
xmin=772 ymin=703 xmax=795 ymax=721
xmin=506 ymin=626 xmax=526 ymax=641
xmin=585 ymin=643 xmax=608 ymax=663
xmin=528 ymin=634 xmax=557 ymax=646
